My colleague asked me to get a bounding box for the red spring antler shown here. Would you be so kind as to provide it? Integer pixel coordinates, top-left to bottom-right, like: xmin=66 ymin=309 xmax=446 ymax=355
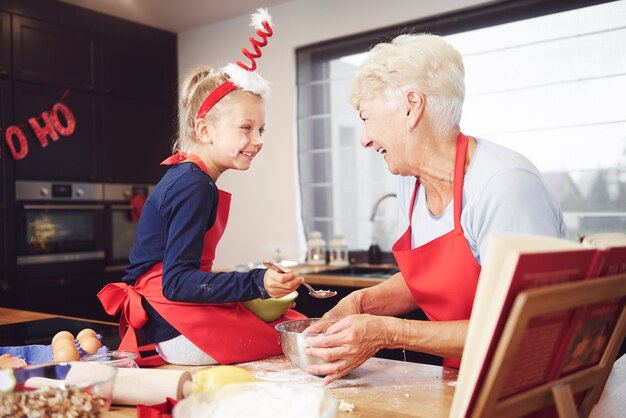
xmin=236 ymin=20 xmax=273 ymax=72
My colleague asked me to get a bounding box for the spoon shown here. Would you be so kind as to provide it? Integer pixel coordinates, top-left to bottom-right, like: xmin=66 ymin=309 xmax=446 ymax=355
xmin=263 ymin=261 xmax=337 ymax=299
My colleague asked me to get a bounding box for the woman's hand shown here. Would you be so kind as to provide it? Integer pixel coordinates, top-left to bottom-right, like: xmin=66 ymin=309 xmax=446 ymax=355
xmin=304 ymin=292 xmax=363 ymax=334
xmin=263 ymin=267 xmax=303 ymax=298
xmin=304 ymin=314 xmax=393 ymax=385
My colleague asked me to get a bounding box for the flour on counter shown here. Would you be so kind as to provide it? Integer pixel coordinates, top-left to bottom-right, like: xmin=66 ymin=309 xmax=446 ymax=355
xmin=338 ymin=400 xmax=355 ymax=412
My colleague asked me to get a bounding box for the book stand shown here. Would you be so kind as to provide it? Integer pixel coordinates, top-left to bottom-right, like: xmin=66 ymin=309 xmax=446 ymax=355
xmin=470 ymin=274 xmax=626 ymax=418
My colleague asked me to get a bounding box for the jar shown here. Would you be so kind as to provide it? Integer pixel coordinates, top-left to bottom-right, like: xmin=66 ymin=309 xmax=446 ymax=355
xmin=329 ymin=234 xmax=349 ymax=266
xmin=306 ymin=231 xmax=327 ymax=265
xmin=82 ymin=350 xmax=139 ymax=368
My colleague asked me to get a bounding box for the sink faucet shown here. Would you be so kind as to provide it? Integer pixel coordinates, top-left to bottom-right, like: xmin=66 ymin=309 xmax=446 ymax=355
xmin=370 ymin=193 xmax=397 ymax=222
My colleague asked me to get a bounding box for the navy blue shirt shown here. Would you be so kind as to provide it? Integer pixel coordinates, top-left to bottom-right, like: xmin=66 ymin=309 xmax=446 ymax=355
xmin=122 ymin=162 xmax=268 ymax=343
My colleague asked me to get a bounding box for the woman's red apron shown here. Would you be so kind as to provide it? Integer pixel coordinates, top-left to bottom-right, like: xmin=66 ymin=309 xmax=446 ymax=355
xmin=391 ymin=133 xmax=481 ymax=368
xmin=98 ymin=152 xmax=304 ymax=366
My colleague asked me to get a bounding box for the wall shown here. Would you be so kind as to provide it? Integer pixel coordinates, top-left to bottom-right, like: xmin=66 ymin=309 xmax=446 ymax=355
xmin=178 ymin=0 xmax=490 ymax=269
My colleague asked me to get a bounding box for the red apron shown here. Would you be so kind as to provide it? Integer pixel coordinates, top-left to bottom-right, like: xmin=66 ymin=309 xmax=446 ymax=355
xmin=391 ymin=133 xmax=481 ymax=368
xmin=98 ymin=152 xmax=304 ymax=366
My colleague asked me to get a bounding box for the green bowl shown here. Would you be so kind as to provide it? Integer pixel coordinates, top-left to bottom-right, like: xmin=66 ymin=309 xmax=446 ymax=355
xmin=242 ymin=291 xmax=298 ymax=322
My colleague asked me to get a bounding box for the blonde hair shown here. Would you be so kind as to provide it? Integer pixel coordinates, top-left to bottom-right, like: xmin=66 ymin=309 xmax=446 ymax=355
xmin=349 ymin=34 xmax=465 ymax=137
xmin=173 ymin=66 xmax=253 ymax=154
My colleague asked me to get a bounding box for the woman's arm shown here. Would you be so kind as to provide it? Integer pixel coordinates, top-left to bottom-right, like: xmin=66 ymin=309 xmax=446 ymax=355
xmin=306 ymin=272 xmax=418 ymax=334
xmin=305 ymin=315 xmax=468 ymax=384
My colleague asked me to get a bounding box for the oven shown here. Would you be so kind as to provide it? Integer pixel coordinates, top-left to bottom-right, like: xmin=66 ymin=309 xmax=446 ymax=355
xmin=15 ymin=181 xmax=106 ymax=280
xmin=103 ymin=183 xmax=153 ymax=274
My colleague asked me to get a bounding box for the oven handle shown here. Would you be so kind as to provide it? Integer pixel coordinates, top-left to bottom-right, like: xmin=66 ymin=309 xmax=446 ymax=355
xmin=17 ymin=251 xmax=106 ymax=266
xmin=110 ymin=205 xmax=133 ymax=210
xmin=21 ymin=204 xmax=105 ymax=210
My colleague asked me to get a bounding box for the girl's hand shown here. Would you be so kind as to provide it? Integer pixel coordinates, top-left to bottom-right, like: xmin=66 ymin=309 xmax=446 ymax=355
xmin=263 ymin=267 xmax=303 ymax=298
xmin=304 ymin=314 xmax=391 ymax=385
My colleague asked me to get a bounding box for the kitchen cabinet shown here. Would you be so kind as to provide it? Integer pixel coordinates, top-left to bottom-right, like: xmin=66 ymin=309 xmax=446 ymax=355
xmin=12 ymin=15 xmax=98 ymax=92
xmin=0 ymin=11 xmax=10 ymax=79
xmin=0 ymin=79 xmax=12 ymax=207
xmin=100 ymin=32 xmax=176 ymax=104
xmin=0 ymin=212 xmax=5 ymax=284
xmin=11 ymin=276 xmax=112 ymax=321
xmin=102 ymin=96 xmax=174 ymax=183
xmin=13 ymin=82 xmax=100 ymax=181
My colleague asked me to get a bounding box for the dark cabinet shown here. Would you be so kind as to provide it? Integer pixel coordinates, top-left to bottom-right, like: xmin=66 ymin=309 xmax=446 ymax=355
xmin=13 ymin=82 xmax=100 ymax=181
xmin=0 ymin=212 xmax=5 ymax=284
xmin=102 ymin=96 xmax=174 ymax=183
xmin=0 ymin=79 xmax=11 ymax=207
xmin=0 ymin=12 xmax=10 ymax=79
xmin=12 ymin=15 xmax=98 ymax=91
xmin=101 ymin=32 xmax=176 ymax=104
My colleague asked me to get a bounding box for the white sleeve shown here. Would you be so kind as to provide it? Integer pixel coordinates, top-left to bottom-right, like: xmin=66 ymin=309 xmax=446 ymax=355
xmin=469 ymin=168 xmax=567 ymax=264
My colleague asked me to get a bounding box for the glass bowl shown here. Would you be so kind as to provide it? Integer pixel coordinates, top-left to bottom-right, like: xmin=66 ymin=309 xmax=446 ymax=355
xmin=1 ymin=361 xmax=117 ymax=417
xmin=82 ymin=350 xmax=139 ymax=368
xmin=275 ymin=318 xmax=326 ymax=373
xmin=173 ymin=381 xmax=336 ymax=418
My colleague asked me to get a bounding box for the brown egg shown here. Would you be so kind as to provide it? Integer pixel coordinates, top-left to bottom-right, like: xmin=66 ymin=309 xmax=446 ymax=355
xmin=79 ymin=336 xmax=102 ymax=355
xmin=53 ymin=344 xmax=80 ymax=362
xmin=51 ymin=331 xmax=75 ymax=346
xmin=76 ymin=328 xmax=97 ymax=342
xmin=52 ymin=338 xmax=76 ymax=352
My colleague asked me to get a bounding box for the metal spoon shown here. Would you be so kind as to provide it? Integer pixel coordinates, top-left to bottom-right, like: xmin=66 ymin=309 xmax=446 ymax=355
xmin=263 ymin=261 xmax=337 ymax=299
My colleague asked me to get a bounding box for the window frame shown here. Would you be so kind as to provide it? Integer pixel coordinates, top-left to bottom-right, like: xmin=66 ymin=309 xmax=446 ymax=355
xmin=295 ymin=0 xmax=616 ymax=258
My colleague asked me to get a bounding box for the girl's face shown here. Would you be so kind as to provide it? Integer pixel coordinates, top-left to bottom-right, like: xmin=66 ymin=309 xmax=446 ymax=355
xmin=208 ymin=92 xmax=266 ymax=174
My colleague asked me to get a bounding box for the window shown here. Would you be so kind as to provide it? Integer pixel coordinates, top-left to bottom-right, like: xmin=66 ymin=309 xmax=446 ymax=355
xmin=296 ymin=0 xmax=626 ymax=251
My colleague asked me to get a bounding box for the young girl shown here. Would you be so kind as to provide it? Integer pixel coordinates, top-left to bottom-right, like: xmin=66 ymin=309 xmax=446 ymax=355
xmin=98 ymin=10 xmax=305 ymax=366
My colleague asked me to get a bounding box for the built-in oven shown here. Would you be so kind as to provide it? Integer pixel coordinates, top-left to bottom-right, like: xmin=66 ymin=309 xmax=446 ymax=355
xmin=103 ymin=183 xmax=153 ymax=274
xmin=15 ymin=181 xmax=106 ymax=280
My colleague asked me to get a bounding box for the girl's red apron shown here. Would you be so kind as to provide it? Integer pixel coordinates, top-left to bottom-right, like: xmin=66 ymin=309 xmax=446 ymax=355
xmin=392 ymin=133 xmax=481 ymax=368
xmin=98 ymin=152 xmax=304 ymax=366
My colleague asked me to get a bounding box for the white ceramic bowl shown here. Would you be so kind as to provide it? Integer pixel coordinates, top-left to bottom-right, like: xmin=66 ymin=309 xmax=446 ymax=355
xmin=2 ymin=361 xmax=117 ymax=417
xmin=275 ymin=318 xmax=326 ymax=373
xmin=173 ymin=381 xmax=336 ymax=418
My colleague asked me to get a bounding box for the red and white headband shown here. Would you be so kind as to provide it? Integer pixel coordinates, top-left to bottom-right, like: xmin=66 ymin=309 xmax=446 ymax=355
xmin=196 ymin=8 xmax=273 ymax=120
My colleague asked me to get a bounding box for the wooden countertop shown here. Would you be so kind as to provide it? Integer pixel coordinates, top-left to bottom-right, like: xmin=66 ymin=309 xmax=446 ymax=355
xmin=0 ymin=307 xmax=455 ymax=417
xmin=294 ymin=263 xmax=398 ymax=288
xmin=1 ymin=307 xmax=623 ymax=417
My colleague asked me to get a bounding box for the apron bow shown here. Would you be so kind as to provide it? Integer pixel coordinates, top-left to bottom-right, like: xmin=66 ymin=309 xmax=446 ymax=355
xmin=97 ymin=282 xmax=148 ymax=339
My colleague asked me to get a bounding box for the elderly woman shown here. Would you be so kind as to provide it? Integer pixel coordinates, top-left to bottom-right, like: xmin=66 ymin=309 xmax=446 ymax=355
xmin=304 ymin=34 xmax=567 ymax=384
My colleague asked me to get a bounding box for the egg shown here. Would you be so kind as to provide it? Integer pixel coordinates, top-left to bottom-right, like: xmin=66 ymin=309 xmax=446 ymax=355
xmin=52 ymin=338 xmax=76 ymax=351
xmin=76 ymin=328 xmax=97 ymax=342
xmin=51 ymin=330 xmax=75 ymax=346
xmin=53 ymin=343 xmax=80 ymax=361
xmin=79 ymin=336 xmax=102 ymax=355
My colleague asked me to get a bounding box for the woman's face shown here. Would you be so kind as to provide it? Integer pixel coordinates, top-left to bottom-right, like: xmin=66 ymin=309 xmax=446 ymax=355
xmin=210 ymin=92 xmax=266 ymax=173
xmin=358 ymin=97 xmax=407 ymax=175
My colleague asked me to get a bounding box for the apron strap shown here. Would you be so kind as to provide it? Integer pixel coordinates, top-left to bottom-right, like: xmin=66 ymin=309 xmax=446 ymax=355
xmin=453 ymin=133 xmax=469 ymax=228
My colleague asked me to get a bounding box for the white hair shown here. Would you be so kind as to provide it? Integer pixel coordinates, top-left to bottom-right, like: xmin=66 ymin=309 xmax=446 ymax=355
xmin=349 ymin=34 xmax=465 ymax=137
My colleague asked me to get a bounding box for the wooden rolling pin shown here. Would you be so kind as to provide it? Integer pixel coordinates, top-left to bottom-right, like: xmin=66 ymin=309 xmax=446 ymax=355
xmin=26 ymin=366 xmax=192 ymax=406
xmin=112 ymin=368 xmax=192 ymax=405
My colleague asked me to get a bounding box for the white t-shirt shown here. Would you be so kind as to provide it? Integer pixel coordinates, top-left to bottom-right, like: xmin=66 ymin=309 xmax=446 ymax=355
xmin=397 ymin=137 xmax=567 ymax=265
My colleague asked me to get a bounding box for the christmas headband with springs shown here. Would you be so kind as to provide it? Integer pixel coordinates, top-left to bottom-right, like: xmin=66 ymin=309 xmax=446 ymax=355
xmin=196 ymin=8 xmax=274 ymax=120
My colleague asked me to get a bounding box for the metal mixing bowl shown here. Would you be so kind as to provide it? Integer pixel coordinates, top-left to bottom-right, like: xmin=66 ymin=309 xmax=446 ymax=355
xmin=275 ymin=318 xmax=326 ymax=374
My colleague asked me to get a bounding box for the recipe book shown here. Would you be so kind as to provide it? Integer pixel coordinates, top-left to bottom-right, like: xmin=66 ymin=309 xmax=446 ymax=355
xmin=449 ymin=233 xmax=626 ymax=418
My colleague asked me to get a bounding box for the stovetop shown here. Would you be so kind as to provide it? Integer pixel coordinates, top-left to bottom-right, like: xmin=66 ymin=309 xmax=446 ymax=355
xmin=0 ymin=317 xmax=121 ymax=349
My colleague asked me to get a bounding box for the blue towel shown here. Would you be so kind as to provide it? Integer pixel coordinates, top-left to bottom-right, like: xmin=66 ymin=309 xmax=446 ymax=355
xmin=0 ymin=335 xmax=109 ymax=364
